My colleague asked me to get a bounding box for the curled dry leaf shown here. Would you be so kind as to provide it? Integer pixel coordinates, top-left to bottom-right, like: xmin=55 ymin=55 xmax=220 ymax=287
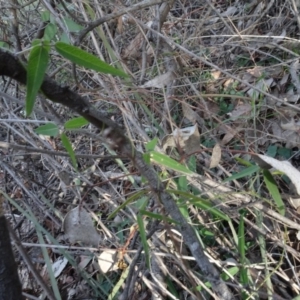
xmin=247 ymin=78 xmax=274 ymax=100
xmin=52 ymin=257 xmax=68 ymax=278
xmin=140 ymin=71 xmax=176 ymax=88
xmin=182 ymin=102 xmax=204 ymax=124
xmin=97 ymin=251 xmax=118 ymax=274
xmin=162 ymin=124 xmax=200 ymax=155
xmin=280 ymin=118 xmax=300 ymax=132
xmin=246 ymin=66 xmax=264 ymax=78
xmin=63 ymin=206 xmax=101 ymax=247
xmin=227 ymin=102 xmax=252 ymax=121
xmin=209 ymin=143 xmax=222 ymax=169
xmin=256 ymin=154 xmax=300 ymax=196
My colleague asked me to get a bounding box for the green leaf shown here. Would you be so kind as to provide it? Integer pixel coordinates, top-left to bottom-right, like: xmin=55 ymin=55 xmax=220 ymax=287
xmin=107 ymin=190 xmax=146 ymax=220
xmin=168 ymin=190 xmax=230 ymax=221
xmin=64 ymin=116 xmax=89 ymax=129
xmin=221 ymin=266 xmax=239 ymax=281
xmin=277 ymin=147 xmax=291 ymax=159
xmin=44 ymin=23 xmax=58 ymax=41
xmin=139 ymin=210 xmax=178 ymax=224
xmin=238 ymin=210 xmax=249 ymax=299
xmin=41 ymin=11 xmax=50 ymax=22
xmin=145 ymin=137 xmax=158 ymax=151
xmin=266 ymin=145 xmax=277 ymax=158
xmin=234 ymin=157 xmax=253 ymax=167
xmin=63 ymin=17 xmax=83 ymax=32
xmin=60 ymin=133 xmax=77 ymax=170
xmin=34 ymin=123 xmax=59 ymax=137
xmin=223 ymin=165 xmax=260 ymax=183
xmin=149 ymin=151 xmax=193 ymax=175
xmin=60 ymin=32 xmax=70 ymax=44
xmin=55 ymin=42 xmax=128 ymax=77
xmin=137 ymin=214 xmax=150 ymax=268
xmin=263 ymin=169 xmax=285 ymax=215
xmin=187 ymin=155 xmax=196 ymax=172
xmin=177 ymin=176 xmax=188 ymax=192
xmin=26 ymin=40 xmax=50 ymax=116
xmin=142 ymin=153 xmax=150 ymax=165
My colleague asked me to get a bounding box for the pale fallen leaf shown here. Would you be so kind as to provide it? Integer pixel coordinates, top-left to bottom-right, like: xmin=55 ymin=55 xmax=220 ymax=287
xmin=52 ymin=257 xmax=68 ymax=278
xmin=280 ymin=118 xmax=300 ymax=131
xmin=219 ymin=124 xmax=240 ymax=145
xmin=246 ymin=66 xmax=264 ymax=78
xmin=211 ymin=70 xmax=221 ymax=80
xmin=182 ymin=102 xmax=204 ymax=124
xmin=223 ymin=78 xmax=235 ymax=88
xmin=270 ymin=120 xmax=300 ymax=147
xmin=247 ymin=78 xmax=274 ymax=100
xmin=209 ymin=143 xmax=222 ymax=168
xmin=256 ymin=154 xmax=300 ymax=196
xmin=227 ymin=103 xmax=252 ymax=121
xmin=221 ymin=6 xmax=237 ymax=16
xmin=279 ymin=73 xmax=289 ymax=86
xmin=288 ymin=196 xmax=300 ymax=210
xmin=78 ymin=255 xmax=92 ymax=270
xmin=162 ymin=124 xmax=200 ymax=154
xmin=122 ymin=32 xmax=144 ymax=60
xmin=63 ymin=206 xmax=101 ymax=247
xmin=97 ymin=251 xmax=118 ymax=273
xmin=140 ymin=71 xmax=176 ymax=88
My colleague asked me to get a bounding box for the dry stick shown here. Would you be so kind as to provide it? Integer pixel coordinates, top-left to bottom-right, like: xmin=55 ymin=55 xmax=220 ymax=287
xmin=0 ymin=198 xmax=23 ymax=300
xmin=7 ymin=222 xmax=56 ymax=300
xmin=0 ymin=141 xmax=120 ymax=159
xmin=0 ymin=49 xmax=234 ymax=299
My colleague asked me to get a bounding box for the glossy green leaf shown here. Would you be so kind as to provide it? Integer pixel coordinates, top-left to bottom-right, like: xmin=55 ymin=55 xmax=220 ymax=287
xmin=263 ymin=169 xmax=285 ymax=215
xmin=34 ymin=123 xmax=59 ymax=137
xmin=223 ymin=164 xmax=260 ymax=183
xmin=149 ymin=151 xmax=193 ymax=175
xmin=60 ymin=133 xmax=77 ymax=170
xmin=26 ymin=40 xmax=50 ymax=116
xmin=55 ymin=42 xmax=128 ymax=77
xmin=64 ymin=116 xmax=89 ymax=129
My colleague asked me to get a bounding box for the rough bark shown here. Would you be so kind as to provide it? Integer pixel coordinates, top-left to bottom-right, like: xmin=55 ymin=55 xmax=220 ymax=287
xmin=0 ymin=215 xmax=23 ymax=300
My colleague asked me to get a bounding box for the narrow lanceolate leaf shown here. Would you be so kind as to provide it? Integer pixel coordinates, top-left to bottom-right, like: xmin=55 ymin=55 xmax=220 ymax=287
xmin=238 ymin=210 xmax=249 ymax=298
xmin=149 ymin=151 xmax=193 ymax=175
xmin=64 ymin=116 xmax=89 ymax=129
xmin=60 ymin=133 xmax=77 ymax=170
xmin=263 ymin=169 xmax=285 ymax=216
xmin=223 ymin=165 xmax=260 ymax=183
xmin=137 ymin=214 xmax=150 ymax=269
xmin=26 ymin=40 xmax=50 ymax=116
xmin=34 ymin=123 xmax=59 ymax=137
xmin=55 ymin=42 xmax=128 ymax=77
